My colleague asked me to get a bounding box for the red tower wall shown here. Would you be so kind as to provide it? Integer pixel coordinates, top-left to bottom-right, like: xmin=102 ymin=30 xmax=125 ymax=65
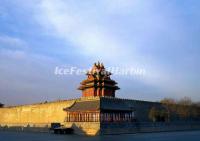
xmin=82 ymin=88 xmax=115 ymax=97
xmin=83 ymin=88 xmax=97 ymax=97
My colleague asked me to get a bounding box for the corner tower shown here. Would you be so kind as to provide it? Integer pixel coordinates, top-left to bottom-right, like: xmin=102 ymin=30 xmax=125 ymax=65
xmin=78 ymin=62 xmax=120 ymax=97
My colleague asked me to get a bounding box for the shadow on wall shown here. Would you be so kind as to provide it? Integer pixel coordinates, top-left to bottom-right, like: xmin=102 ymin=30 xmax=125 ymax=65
xmin=0 ymin=124 xmax=49 ymax=132
xmin=0 ymin=123 xmax=100 ymax=135
xmin=71 ymin=123 xmax=100 ymax=136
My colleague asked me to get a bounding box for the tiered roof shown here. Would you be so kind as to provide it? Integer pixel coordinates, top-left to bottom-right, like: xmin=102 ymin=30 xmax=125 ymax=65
xmin=78 ymin=62 xmax=119 ymax=91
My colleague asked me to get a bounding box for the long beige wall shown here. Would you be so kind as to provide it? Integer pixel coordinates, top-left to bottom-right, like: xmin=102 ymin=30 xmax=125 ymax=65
xmin=0 ymin=99 xmax=75 ymax=127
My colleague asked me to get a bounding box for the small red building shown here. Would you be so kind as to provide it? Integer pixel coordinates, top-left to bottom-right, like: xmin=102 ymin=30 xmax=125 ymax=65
xmin=78 ymin=62 xmax=120 ymax=97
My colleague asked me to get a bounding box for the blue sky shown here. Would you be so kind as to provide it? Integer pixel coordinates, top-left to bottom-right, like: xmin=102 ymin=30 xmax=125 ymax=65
xmin=0 ymin=0 xmax=200 ymax=105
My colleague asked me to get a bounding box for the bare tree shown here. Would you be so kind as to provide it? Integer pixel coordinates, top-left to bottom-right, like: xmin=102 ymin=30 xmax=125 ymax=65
xmin=161 ymin=97 xmax=200 ymax=121
xmin=160 ymin=98 xmax=176 ymax=122
xmin=178 ymin=97 xmax=192 ymax=106
xmin=149 ymin=107 xmax=157 ymax=122
xmin=177 ymin=97 xmax=192 ymax=120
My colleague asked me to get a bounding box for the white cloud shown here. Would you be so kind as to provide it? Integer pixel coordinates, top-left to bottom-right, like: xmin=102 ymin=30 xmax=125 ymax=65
xmin=34 ymin=0 xmax=139 ymax=63
xmin=101 ymin=0 xmax=137 ymax=14
xmin=0 ymin=35 xmax=29 ymax=60
xmin=0 ymin=35 xmax=28 ymax=49
xmin=0 ymin=49 xmax=26 ymax=59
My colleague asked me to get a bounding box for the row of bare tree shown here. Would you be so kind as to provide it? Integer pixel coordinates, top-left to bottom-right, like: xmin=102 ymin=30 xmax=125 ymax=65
xmin=149 ymin=97 xmax=200 ymax=122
